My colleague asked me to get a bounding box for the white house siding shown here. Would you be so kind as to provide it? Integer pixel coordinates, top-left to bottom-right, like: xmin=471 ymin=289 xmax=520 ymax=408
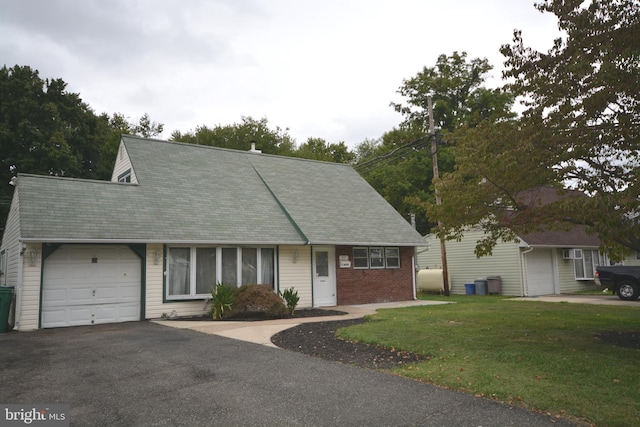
xmin=1 ymin=189 xmax=21 ymax=288
xmin=144 ymin=244 xmax=207 ymax=319
xmin=419 ymin=230 xmax=524 ymax=296
xmin=622 ymin=252 xmax=640 ymax=266
xmin=278 ymin=245 xmax=313 ymax=308
xmin=15 ymin=243 xmax=42 ymax=331
xmin=555 ymin=248 xmax=598 ymax=293
xmin=110 ymin=143 xmax=138 ymax=184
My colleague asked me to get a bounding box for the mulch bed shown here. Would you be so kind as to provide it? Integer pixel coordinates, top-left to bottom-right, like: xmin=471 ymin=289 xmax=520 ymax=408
xmin=169 ymin=309 xmax=429 ymax=369
xmin=271 ymin=318 xmax=429 ymax=370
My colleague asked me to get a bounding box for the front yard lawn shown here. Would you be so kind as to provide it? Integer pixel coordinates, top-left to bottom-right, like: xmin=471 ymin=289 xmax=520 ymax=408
xmin=337 ymin=295 xmax=640 ymax=427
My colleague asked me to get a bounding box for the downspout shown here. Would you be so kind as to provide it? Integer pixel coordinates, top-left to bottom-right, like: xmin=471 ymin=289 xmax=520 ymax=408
xmin=14 ymin=243 xmax=25 ymax=331
xmin=410 ymin=214 xmax=417 ymax=300
xmin=411 ymin=254 xmax=417 ymax=300
xmin=520 ymin=246 xmax=534 ymax=297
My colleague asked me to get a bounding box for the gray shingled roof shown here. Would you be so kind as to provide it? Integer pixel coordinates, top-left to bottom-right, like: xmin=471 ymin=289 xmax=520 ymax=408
xmin=17 ymin=135 xmax=425 ymax=246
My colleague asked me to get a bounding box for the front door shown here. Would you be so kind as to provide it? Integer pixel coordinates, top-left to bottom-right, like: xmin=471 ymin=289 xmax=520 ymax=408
xmin=312 ymin=246 xmax=336 ymax=306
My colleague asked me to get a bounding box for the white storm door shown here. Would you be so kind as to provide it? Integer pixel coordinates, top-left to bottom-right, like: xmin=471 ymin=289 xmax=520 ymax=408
xmin=312 ymin=246 xmax=336 ymax=306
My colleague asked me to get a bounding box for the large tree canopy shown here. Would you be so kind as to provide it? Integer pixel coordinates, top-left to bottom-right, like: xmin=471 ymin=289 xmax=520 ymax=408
xmin=171 ymin=116 xmax=296 ymax=156
xmin=391 ymin=51 xmax=515 ymax=133
xmin=430 ymin=0 xmax=640 ymax=258
xmin=356 ymin=52 xmax=515 ymax=235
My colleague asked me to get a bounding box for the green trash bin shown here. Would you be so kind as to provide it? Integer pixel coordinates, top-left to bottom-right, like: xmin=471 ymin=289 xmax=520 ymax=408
xmin=0 ymin=286 xmax=15 ymax=333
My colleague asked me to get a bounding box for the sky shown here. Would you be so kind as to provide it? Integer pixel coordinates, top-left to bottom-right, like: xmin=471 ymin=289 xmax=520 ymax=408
xmin=0 ymin=0 xmax=560 ymax=148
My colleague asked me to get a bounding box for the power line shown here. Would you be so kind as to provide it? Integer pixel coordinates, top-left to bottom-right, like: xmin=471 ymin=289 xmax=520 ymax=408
xmin=354 ymin=136 xmax=432 ymax=174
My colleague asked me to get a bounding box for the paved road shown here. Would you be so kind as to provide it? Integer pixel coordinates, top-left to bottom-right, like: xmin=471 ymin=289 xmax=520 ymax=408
xmin=0 ymin=322 xmax=576 ymax=426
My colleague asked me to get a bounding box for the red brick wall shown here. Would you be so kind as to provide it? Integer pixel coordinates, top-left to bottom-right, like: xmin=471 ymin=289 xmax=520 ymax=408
xmin=335 ymin=246 xmax=415 ymax=305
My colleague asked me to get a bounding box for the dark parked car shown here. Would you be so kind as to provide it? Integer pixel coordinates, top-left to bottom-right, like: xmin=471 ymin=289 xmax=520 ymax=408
xmin=595 ymin=266 xmax=640 ymax=300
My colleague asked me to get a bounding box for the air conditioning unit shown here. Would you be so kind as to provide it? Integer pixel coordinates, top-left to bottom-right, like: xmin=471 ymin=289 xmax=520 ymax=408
xmin=562 ymin=248 xmax=583 ymax=259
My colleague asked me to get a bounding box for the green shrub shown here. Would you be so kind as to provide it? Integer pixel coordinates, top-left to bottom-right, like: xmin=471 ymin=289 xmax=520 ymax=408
xmin=279 ymin=287 xmax=300 ymax=315
xmin=225 ymin=284 xmax=288 ymax=319
xmin=210 ymin=283 xmax=234 ymax=319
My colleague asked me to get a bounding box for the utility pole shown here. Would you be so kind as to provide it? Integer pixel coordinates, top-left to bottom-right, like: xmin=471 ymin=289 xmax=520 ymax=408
xmin=428 ymin=96 xmax=450 ymax=296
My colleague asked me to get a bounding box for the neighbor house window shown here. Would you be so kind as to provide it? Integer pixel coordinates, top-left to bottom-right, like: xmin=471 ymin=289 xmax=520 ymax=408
xmin=118 ymin=169 xmax=132 ymax=183
xmin=574 ymin=249 xmax=600 ymax=280
xmin=166 ymin=246 xmax=276 ymax=300
xmin=353 ymin=247 xmax=400 ymax=269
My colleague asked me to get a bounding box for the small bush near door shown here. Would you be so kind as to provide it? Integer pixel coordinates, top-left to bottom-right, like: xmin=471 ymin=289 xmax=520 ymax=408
xmin=279 ymin=288 xmax=300 ymax=315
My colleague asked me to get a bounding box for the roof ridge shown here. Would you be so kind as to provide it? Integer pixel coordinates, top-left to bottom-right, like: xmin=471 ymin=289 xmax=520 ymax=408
xmin=120 ymin=135 xmax=355 ymax=168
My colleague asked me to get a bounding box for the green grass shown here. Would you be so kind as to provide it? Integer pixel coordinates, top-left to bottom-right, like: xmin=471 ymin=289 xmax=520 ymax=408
xmin=337 ymin=295 xmax=640 ymax=426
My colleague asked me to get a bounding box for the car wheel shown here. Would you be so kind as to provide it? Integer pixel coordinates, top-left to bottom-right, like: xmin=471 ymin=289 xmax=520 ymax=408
xmin=616 ymin=280 xmax=640 ymax=301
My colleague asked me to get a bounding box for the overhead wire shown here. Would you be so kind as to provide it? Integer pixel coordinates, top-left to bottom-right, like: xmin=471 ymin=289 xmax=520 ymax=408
xmin=354 ymin=135 xmax=436 ymax=174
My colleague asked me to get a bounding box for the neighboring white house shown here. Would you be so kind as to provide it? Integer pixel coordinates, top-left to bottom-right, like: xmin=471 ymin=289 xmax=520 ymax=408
xmin=0 ymin=135 xmax=426 ymax=331
xmin=419 ymin=227 xmax=605 ymax=296
xmin=418 ymin=186 xmax=615 ymax=296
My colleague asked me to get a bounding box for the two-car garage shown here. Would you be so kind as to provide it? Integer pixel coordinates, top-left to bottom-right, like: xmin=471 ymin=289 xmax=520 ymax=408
xmin=41 ymin=245 xmax=142 ymax=328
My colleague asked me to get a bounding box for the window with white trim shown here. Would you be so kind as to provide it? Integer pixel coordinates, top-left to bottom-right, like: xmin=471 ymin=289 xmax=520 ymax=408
xmin=574 ymin=249 xmax=601 ymax=280
xmin=353 ymin=247 xmax=400 ymax=269
xmin=353 ymin=247 xmax=369 ymax=268
xmin=166 ymin=246 xmax=276 ymax=299
xmin=369 ymin=247 xmax=384 ymax=268
xmin=385 ymin=247 xmax=400 ymax=268
xmin=118 ymin=169 xmax=132 ymax=183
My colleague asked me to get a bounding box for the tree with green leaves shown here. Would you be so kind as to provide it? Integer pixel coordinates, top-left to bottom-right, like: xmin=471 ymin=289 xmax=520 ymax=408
xmin=430 ymin=0 xmax=640 ymax=258
xmin=171 ymin=116 xmax=295 ymax=156
xmin=391 ymin=51 xmax=515 ymax=133
xmin=356 ymin=52 xmax=515 ymax=235
xmin=293 ymin=137 xmax=354 ymax=163
xmin=0 ymin=65 xmax=112 ymax=229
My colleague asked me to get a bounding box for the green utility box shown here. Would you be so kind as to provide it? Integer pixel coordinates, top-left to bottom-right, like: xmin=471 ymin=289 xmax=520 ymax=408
xmin=0 ymin=286 xmax=15 ymax=333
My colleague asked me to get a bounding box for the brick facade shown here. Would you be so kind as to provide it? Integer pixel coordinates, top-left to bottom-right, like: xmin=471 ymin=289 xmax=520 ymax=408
xmin=335 ymin=245 xmax=415 ymax=305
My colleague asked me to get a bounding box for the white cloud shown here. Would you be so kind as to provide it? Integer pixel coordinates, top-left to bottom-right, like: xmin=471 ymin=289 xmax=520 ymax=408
xmin=0 ymin=0 xmax=559 ymax=147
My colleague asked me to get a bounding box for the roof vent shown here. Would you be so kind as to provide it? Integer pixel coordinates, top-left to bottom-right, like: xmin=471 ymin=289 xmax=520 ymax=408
xmin=249 ymin=142 xmax=262 ymax=154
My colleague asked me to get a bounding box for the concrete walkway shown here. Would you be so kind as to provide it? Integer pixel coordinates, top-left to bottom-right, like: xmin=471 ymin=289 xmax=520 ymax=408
xmin=154 ymin=299 xmax=451 ymax=348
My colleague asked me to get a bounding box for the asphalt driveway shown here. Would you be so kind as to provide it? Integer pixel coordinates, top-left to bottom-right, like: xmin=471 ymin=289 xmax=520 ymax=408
xmin=0 ymin=322 xmax=576 ymax=426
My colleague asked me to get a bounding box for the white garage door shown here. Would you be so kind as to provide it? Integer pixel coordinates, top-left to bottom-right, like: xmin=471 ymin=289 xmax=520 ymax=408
xmin=525 ymin=249 xmax=557 ymax=296
xmin=42 ymin=245 xmax=141 ymax=328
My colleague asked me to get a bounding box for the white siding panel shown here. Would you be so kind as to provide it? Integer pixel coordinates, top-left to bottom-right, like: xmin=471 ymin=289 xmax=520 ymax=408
xmin=622 ymin=253 xmax=640 ymax=266
xmin=17 ymin=243 xmax=42 ymax=330
xmin=279 ymin=246 xmax=312 ymax=308
xmin=418 ymin=230 xmax=524 ymax=296
xmin=1 ymin=189 xmax=21 ymax=288
xmin=556 ymin=249 xmax=598 ymax=293
xmin=144 ymin=244 xmax=207 ymax=319
xmin=110 ymin=142 xmax=138 ymax=184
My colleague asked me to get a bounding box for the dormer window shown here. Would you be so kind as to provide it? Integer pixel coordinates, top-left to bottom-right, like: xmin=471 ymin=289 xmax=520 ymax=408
xmin=118 ymin=169 xmax=132 ymax=183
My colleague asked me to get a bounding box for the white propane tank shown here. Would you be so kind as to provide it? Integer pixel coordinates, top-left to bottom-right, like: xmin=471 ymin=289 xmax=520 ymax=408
xmin=417 ymin=269 xmax=445 ymax=293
